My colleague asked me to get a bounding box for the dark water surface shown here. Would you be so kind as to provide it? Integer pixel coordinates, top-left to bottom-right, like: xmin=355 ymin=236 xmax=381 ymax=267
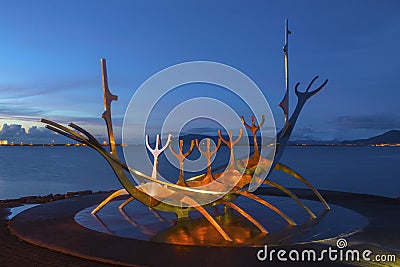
xmin=0 ymin=146 xmax=399 ymax=199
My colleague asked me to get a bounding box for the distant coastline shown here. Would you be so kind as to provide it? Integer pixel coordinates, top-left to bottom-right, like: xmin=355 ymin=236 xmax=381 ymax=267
xmin=1 ymin=143 xmax=399 ymax=147
xmin=0 ymin=143 xmax=127 ymax=147
xmin=1 ymin=130 xmax=399 ymax=147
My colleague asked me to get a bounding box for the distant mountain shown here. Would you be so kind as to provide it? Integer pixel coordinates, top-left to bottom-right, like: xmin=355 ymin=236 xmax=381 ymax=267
xmin=146 ymin=130 xmax=400 ymax=147
xmin=169 ymin=133 xmax=272 ymax=146
xmin=183 ymin=127 xmax=220 ymax=135
xmin=174 ymin=133 xmax=256 ymax=145
xmin=172 ymin=133 xmax=220 ymax=144
xmin=342 ymin=130 xmax=400 ymax=145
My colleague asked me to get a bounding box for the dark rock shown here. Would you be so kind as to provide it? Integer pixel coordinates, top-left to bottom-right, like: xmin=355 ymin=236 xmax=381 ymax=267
xmin=77 ymin=190 xmax=92 ymax=196
xmin=24 ymin=198 xmax=39 ymax=204
xmin=1 ymin=189 xmax=117 ymax=203
xmin=53 ymin=194 xmax=64 ymax=201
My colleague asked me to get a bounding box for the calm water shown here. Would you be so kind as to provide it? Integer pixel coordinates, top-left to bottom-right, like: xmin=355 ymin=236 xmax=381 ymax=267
xmin=0 ymin=146 xmax=399 ymax=199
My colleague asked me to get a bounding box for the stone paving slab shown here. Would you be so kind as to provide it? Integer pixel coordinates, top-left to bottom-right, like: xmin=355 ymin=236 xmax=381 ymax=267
xmin=0 ymin=201 xmax=114 ymax=266
xmin=4 ymin=189 xmax=400 ymax=266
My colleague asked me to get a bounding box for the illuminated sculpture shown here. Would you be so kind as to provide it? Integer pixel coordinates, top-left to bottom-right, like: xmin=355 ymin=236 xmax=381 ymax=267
xmin=146 ymin=134 xmax=172 ymax=179
xmin=218 ymin=129 xmax=243 ymax=171
xmin=41 ymin=20 xmax=330 ymax=241
xmin=194 ymin=138 xmax=221 ymax=184
xmin=169 ymin=139 xmax=195 ymax=186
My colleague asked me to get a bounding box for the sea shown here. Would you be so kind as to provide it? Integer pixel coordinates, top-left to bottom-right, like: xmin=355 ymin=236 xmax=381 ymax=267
xmin=0 ymin=146 xmax=399 ymax=200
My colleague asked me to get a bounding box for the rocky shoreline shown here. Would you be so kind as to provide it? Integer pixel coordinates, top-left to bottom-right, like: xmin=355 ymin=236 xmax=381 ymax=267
xmin=0 ymin=189 xmax=117 ymax=205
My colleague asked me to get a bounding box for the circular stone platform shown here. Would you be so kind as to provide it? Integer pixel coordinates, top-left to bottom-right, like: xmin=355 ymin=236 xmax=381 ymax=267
xmin=11 ymin=189 xmax=396 ymax=267
xmin=75 ymin=196 xmax=367 ymax=247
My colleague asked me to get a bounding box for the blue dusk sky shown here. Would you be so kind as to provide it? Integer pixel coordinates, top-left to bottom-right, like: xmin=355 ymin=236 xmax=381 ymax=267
xmin=0 ymin=0 xmax=399 ymax=143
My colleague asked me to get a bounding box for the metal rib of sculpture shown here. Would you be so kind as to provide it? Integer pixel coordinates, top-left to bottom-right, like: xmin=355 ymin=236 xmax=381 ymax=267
xmin=194 ymin=138 xmax=221 ymax=185
xmin=240 ymin=116 xmax=264 ymax=167
xmin=100 ymin=58 xmax=118 ymax=156
xmin=218 ymin=129 xmax=243 ymax=171
xmin=169 ymin=139 xmax=195 ymax=187
xmin=146 ymin=134 xmax=172 ymax=179
xmin=41 ymin=21 xmax=331 ymax=242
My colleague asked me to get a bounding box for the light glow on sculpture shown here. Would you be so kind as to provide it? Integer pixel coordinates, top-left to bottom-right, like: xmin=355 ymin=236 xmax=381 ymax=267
xmin=41 ymin=20 xmax=330 ymax=242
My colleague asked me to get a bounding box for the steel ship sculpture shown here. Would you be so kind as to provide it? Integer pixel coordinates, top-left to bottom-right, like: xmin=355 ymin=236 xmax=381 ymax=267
xmin=41 ymin=20 xmax=330 ymax=242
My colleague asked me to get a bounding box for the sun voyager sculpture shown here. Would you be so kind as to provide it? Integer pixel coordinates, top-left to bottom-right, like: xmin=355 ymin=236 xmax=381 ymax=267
xmin=41 ymin=20 xmax=330 ymax=243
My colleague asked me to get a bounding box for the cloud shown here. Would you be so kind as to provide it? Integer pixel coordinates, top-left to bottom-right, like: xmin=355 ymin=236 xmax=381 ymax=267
xmin=329 ymin=114 xmax=400 ymax=130
xmin=290 ymin=127 xmax=336 ymax=141
xmin=0 ymin=123 xmax=107 ymax=143
xmin=0 ymin=104 xmax=50 ymax=125
xmin=0 ymin=78 xmax=97 ymax=100
xmin=0 ymin=106 xmax=47 ymax=117
xmin=0 ymin=124 xmax=26 ymax=137
xmin=42 ymin=114 xmax=123 ymax=128
xmin=0 ymin=124 xmax=68 ymax=143
xmin=0 ymin=103 xmax=123 ymax=129
xmin=0 ymin=120 xmax=120 ymax=144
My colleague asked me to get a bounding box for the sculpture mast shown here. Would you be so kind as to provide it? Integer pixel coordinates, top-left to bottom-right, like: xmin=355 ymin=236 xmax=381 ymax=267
xmin=279 ymin=19 xmax=291 ymax=123
xmin=101 ymin=58 xmax=118 ymax=155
